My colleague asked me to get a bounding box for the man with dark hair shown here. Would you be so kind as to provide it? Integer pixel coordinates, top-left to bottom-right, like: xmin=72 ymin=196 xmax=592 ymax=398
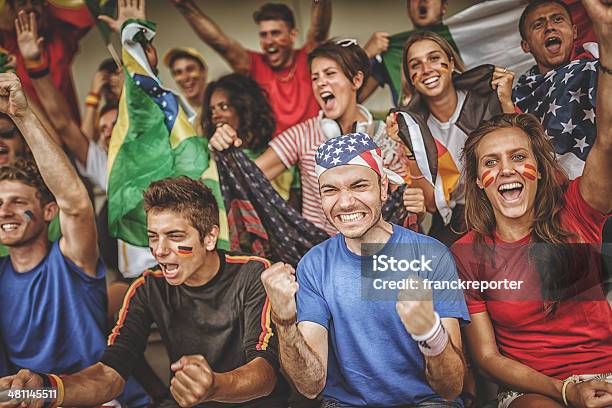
xmin=171 ymin=0 xmax=331 ymax=135
xmin=0 ymin=72 xmax=146 ymax=407
xmin=261 ymin=133 xmax=469 ymax=407
xmin=0 ymin=173 xmax=288 ymax=408
xmin=163 ymin=47 xmax=208 ymax=118
xmin=518 ymin=0 xmax=577 ymax=75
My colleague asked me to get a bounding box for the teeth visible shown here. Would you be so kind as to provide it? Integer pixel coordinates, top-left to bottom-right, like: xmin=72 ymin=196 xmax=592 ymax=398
xmin=165 ymin=264 xmax=178 ymax=271
xmin=423 ymin=77 xmax=439 ymax=85
xmin=1 ymin=223 xmax=19 ymax=231
xmin=267 ymin=47 xmax=278 ymax=53
xmin=498 ymin=182 xmax=522 ymax=191
xmin=0 ymin=146 xmax=8 ymax=153
xmin=339 ymin=213 xmax=365 ymax=222
xmin=321 ymin=91 xmax=333 ymax=98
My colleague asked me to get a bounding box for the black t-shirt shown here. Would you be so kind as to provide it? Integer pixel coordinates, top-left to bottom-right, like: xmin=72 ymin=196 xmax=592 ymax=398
xmin=101 ymin=250 xmax=287 ymax=407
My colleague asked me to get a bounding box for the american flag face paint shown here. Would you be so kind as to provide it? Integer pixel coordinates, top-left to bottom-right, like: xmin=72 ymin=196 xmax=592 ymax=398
xmin=522 ymin=163 xmax=537 ymax=181
xmin=481 ymin=169 xmax=496 ymax=188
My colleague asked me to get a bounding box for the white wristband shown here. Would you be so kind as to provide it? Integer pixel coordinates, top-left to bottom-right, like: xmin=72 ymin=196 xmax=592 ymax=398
xmin=410 ymin=312 xmax=440 ymax=342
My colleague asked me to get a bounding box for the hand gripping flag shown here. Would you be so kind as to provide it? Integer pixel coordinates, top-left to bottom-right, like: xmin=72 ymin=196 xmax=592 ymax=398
xmin=392 ymin=65 xmax=502 ymax=225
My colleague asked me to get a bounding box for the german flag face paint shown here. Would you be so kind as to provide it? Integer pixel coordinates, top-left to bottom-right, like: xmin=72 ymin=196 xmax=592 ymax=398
xmin=176 ymin=245 xmax=193 ymax=257
xmin=522 ymin=163 xmax=537 ymax=181
xmin=481 ymin=169 xmax=495 ymax=189
xmin=439 ymin=62 xmax=450 ymax=72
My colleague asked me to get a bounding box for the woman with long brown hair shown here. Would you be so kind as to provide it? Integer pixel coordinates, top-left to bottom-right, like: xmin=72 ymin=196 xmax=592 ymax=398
xmin=388 ymin=31 xmax=515 ymax=246
xmin=452 ymin=112 xmax=612 ymax=407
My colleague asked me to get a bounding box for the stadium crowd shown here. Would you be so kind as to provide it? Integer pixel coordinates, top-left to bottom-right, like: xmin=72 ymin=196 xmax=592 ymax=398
xmin=0 ymin=0 xmax=610 ymax=407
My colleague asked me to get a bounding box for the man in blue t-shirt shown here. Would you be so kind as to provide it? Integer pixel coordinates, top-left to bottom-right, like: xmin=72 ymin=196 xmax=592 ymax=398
xmin=0 ymin=73 xmax=148 ymax=407
xmin=261 ymin=132 xmax=470 ymax=407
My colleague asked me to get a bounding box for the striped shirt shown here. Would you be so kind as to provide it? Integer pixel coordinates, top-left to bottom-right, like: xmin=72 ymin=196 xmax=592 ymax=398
xmin=270 ymin=115 xmax=405 ymax=236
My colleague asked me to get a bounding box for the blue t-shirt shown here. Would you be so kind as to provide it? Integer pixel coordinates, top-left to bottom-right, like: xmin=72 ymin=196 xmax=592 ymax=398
xmin=296 ymin=224 xmax=470 ymax=407
xmin=0 ymin=241 xmax=149 ymax=407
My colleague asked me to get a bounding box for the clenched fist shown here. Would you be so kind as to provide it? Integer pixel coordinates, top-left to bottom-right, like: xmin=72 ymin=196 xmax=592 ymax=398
xmin=170 ymin=355 xmax=216 ymax=407
xmin=0 ymin=369 xmax=44 ymax=408
xmin=209 ymin=124 xmax=242 ymax=151
xmin=260 ymin=262 xmax=298 ymax=320
xmin=0 ymin=73 xmax=28 ymax=117
xmin=403 ymin=187 xmax=425 ymax=216
xmin=396 ymin=278 xmax=436 ymax=337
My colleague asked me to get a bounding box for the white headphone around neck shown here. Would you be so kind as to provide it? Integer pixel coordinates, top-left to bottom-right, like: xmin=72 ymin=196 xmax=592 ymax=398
xmin=319 ymin=105 xmax=373 ymax=140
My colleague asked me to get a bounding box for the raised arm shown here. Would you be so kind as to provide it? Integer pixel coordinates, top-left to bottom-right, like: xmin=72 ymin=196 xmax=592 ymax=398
xmin=580 ymin=0 xmax=612 ymax=213
xmin=208 ymin=124 xmax=288 ymax=180
xmin=261 ymin=263 xmax=328 ymax=399
xmin=0 ymin=73 xmax=98 ymax=276
xmin=465 ymin=312 xmax=612 ymax=407
xmin=304 ymin=0 xmax=331 ymax=52
xmin=15 ymin=10 xmax=90 ymax=165
xmin=171 ymin=0 xmax=250 ymax=74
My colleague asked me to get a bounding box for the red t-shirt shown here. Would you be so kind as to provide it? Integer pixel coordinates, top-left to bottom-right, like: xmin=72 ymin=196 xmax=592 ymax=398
xmin=451 ymin=178 xmax=612 ymax=379
xmin=0 ymin=20 xmax=89 ymax=124
xmin=248 ymin=47 xmax=320 ymax=136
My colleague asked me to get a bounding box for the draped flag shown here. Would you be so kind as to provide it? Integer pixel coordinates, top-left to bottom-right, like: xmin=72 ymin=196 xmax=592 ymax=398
xmin=215 ymin=149 xmax=329 ymax=265
xmin=107 ymin=19 xmax=229 ymax=249
xmin=378 ymin=0 xmax=594 ymax=105
xmin=513 ymin=59 xmax=598 ymax=180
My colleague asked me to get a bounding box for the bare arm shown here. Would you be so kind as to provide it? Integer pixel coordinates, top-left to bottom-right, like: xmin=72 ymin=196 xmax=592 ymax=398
xmin=15 ymin=9 xmax=90 ymax=165
xmin=277 ymin=321 xmax=328 ymax=399
xmin=304 ymin=0 xmax=331 ymax=52
xmin=358 ymin=76 xmax=381 ymax=103
xmin=210 ymin=357 xmax=277 ymax=403
xmin=81 ymin=71 xmax=110 ymax=141
xmin=208 ymin=125 xmax=288 ymax=180
xmin=580 ymin=0 xmax=612 ymax=213
xmin=30 ymin=75 xmax=89 ymax=165
xmin=255 ymin=148 xmax=289 ymax=181
xmin=172 ymin=0 xmax=249 ymax=74
xmin=2 ymin=74 xmax=98 ymax=277
xmin=424 ymin=318 xmax=464 ymax=400
xmin=465 ymin=312 xmax=612 ymax=407
xmin=0 ymin=364 xmax=124 ymax=408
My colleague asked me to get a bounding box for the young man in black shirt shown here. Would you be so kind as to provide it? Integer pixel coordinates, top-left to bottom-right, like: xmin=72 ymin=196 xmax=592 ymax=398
xmin=0 ymin=176 xmax=286 ymax=408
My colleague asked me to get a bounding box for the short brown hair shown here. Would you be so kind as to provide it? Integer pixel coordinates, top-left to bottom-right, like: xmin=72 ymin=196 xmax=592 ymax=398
xmin=0 ymin=158 xmax=54 ymax=205
xmin=253 ymin=3 xmax=295 ymax=29
xmin=143 ymin=176 xmax=219 ymax=242
xmin=308 ymin=39 xmax=370 ymax=84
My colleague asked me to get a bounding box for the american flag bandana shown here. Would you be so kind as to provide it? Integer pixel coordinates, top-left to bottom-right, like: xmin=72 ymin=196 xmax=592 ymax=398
xmin=512 ymin=58 xmax=598 ymax=180
xmin=315 ymin=132 xmax=405 ymax=184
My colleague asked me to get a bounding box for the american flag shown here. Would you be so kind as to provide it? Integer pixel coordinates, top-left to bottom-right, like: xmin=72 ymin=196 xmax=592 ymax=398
xmin=215 ymin=148 xmax=329 ymax=266
xmin=513 ymin=58 xmax=598 ymax=180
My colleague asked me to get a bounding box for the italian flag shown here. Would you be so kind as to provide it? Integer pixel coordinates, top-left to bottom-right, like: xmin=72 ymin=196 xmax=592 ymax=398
xmin=380 ymin=0 xmax=595 ymax=102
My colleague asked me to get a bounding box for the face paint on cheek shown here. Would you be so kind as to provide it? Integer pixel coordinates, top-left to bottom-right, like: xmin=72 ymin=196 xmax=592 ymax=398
xmin=23 ymin=210 xmax=33 ymax=223
xmin=176 ymin=245 xmax=193 ymax=257
xmin=410 ymin=71 xmax=420 ymax=84
xmin=439 ymin=62 xmax=449 ymax=72
xmin=481 ymin=169 xmax=495 ymax=188
xmin=522 ymin=163 xmax=537 ymax=181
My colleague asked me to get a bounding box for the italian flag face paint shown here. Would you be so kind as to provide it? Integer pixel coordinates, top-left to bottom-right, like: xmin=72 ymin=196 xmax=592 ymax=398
xmin=177 ymin=245 xmax=193 ymax=257
xmin=481 ymin=169 xmax=495 ymax=188
xmin=522 ymin=163 xmax=537 ymax=181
